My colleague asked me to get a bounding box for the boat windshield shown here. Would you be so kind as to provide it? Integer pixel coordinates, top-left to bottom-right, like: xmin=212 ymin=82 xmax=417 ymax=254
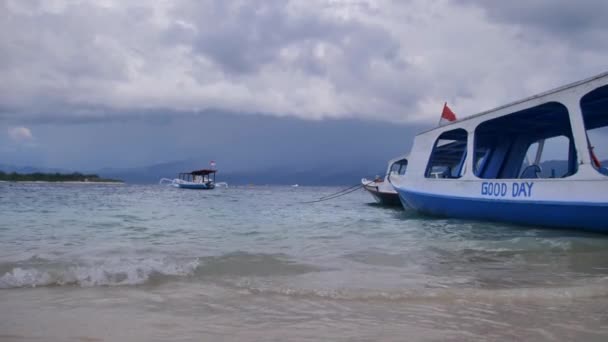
xmin=581 ymin=84 xmax=608 ymax=176
xmin=389 ymin=159 xmax=408 ymax=176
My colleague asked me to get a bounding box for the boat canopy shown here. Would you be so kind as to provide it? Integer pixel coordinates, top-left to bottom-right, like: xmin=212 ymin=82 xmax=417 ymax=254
xmin=188 ymin=169 xmax=216 ymax=176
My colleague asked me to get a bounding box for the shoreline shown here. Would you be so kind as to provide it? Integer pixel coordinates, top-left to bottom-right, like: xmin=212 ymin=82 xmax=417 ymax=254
xmin=0 ymin=180 xmax=124 ymax=184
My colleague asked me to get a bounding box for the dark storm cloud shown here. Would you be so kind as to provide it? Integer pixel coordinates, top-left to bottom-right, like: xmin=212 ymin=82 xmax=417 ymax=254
xmin=2 ymin=0 xmax=608 ymax=172
xmin=166 ymin=0 xmax=405 ymax=102
xmin=457 ymin=0 xmax=608 ymax=48
xmin=0 ymin=108 xmax=426 ymax=172
xmin=1 ymin=0 xmax=607 ymax=125
xmin=0 ymin=1 xmax=144 ymax=113
xmin=170 ymin=1 xmax=330 ymax=74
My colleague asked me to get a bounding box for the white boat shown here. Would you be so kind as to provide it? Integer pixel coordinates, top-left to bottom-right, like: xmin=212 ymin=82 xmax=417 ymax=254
xmin=159 ymin=169 xmax=217 ymax=190
xmin=390 ymin=71 xmax=608 ymax=233
xmin=362 ymin=155 xmax=408 ymax=206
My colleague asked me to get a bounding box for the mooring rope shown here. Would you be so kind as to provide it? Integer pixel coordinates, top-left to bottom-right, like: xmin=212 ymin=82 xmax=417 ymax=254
xmin=300 ymin=177 xmax=384 ymax=204
xmin=317 ymin=183 xmax=364 ymax=200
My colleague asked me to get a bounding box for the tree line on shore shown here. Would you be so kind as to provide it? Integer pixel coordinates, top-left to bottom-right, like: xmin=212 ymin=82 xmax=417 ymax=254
xmin=0 ymin=171 xmax=122 ymax=182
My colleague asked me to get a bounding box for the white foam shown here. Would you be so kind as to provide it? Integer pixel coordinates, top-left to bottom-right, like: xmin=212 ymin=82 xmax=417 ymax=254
xmin=0 ymin=267 xmax=53 ymax=288
xmin=0 ymin=257 xmax=201 ymax=288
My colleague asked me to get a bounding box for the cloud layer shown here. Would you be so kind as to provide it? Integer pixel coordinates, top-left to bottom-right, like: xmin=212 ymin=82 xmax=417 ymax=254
xmin=7 ymin=126 xmax=33 ymax=143
xmin=1 ymin=0 xmax=606 ymax=123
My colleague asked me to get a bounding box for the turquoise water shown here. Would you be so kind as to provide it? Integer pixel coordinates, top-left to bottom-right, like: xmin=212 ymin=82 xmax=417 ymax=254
xmin=1 ymin=183 xmax=608 ymax=341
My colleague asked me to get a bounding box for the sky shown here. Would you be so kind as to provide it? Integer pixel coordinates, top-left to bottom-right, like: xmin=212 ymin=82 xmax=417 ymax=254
xmin=1 ymin=0 xmax=607 ymax=173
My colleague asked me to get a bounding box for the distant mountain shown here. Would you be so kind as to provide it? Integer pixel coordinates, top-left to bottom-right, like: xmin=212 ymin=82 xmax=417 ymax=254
xmin=538 ymin=160 xmax=569 ymax=178
xmin=2 ymin=112 xmax=425 ymax=186
xmin=1 ymin=160 xmax=387 ymax=185
xmin=523 ymin=159 xmax=607 ymax=178
xmin=9 ymin=158 xmax=594 ymax=186
xmin=96 ymin=158 xmax=388 ymax=185
xmin=96 ymin=160 xmax=200 ymax=184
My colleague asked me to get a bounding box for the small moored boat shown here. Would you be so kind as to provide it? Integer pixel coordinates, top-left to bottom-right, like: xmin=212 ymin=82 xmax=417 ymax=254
xmin=160 ymin=169 xmax=217 ymax=190
xmin=362 ymin=156 xmax=408 ymax=207
xmin=390 ymin=72 xmax=608 ymax=233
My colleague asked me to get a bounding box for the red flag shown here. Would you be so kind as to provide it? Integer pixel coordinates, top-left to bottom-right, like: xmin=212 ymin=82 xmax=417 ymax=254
xmin=441 ymin=102 xmax=457 ymax=123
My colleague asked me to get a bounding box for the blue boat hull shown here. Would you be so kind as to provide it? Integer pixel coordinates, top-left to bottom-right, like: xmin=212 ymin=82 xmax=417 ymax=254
xmin=175 ymin=183 xmax=215 ymax=190
xmin=397 ymin=189 xmax=608 ymax=233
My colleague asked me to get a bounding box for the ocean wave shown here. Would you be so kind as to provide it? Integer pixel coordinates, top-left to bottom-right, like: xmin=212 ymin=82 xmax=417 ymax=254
xmin=0 ymin=258 xmax=200 ymax=288
xmin=233 ymin=278 xmax=608 ymax=303
xmin=0 ymin=252 xmax=321 ymax=289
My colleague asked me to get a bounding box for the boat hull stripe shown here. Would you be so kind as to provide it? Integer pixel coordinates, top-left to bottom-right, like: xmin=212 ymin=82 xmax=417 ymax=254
xmin=396 ymin=188 xmax=608 ymax=232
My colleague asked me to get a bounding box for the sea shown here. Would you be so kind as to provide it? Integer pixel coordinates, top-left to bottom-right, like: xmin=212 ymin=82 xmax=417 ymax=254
xmin=1 ymin=183 xmax=607 ymax=341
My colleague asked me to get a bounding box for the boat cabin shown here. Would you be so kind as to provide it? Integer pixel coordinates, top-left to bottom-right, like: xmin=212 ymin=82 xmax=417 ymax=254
xmin=409 ymin=72 xmax=608 ymax=182
xmin=178 ymin=169 xmax=216 ymax=184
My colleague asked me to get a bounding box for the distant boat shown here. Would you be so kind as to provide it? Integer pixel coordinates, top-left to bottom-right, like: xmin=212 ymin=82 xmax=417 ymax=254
xmin=159 ymin=169 xmax=217 ymax=190
xmin=362 ymin=155 xmax=407 ymax=207
xmin=291 ymin=184 xmax=299 ymax=188
xmin=390 ymin=71 xmax=608 ymax=233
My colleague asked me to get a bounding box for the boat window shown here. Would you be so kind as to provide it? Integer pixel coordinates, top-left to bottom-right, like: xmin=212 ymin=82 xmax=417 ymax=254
xmin=473 ymin=101 xmax=577 ymax=179
xmin=581 ymin=84 xmax=608 ymax=176
xmin=398 ymin=159 xmax=408 ymax=175
xmin=390 ymin=163 xmax=401 ymax=174
xmin=426 ymin=129 xmax=467 ymax=179
xmin=390 ymin=159 xmax=408 ymax=176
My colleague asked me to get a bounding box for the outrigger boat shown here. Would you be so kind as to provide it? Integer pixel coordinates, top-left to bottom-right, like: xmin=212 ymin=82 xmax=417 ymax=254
xmin=159 ymin=169 xmax=217 ymax=190
xmin=390 ymin=72 xmax=608 ymax=233
xmin=362 ymin=155 xmax=408 ymax=206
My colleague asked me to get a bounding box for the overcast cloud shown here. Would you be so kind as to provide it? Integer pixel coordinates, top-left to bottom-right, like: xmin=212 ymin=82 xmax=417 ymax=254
xmin=1 ymin=0 xmax=606 ymax=124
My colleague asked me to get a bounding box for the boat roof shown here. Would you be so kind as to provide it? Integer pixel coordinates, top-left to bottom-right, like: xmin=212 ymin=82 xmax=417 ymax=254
xmin=418 ymin=70 xmax=608 ymax=136
xmin=183 ymin=169 xmax=216 ymax=175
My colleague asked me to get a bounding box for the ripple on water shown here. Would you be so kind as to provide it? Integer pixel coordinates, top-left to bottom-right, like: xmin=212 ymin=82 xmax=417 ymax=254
xmin=1 ymin=184 xmax=608 ymax=340
xmin=0 ymin=252 xmax=325 ymax=288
